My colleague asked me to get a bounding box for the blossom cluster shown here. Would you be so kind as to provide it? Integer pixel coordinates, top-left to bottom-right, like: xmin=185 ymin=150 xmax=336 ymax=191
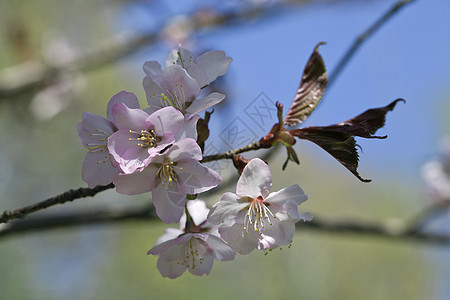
xmin=78 ymin=47 xmax=311 ymax=278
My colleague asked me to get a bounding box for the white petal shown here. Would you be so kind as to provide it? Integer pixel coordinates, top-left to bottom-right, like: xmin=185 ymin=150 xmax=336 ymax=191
xmin=197 ymin=50 xmax=232 ymax=86
xmin=207 ymin=193 xmax=247 ymax=225
xmin=143 ymin=61 xmax=163 ymax=77
xmin=187 ymin=199 xmax=209 ymax=226
xmin=185 ymin=92 xmax=225 ymax=118
xmin=236 ymin=158 xmax=272 ymax=199
xmin=154 ymin=228 xmax=183 ymax=246
xmin=219 ymin=223 xmax=258 ymax=255
xmin=206 ymin=235 xmax=235 ymax=261
xmin=166 ymin=47 xmax=196 ymax=68
xmin=266 ymin=184 xmax=308 ymax=205
xmin=265 ymin=184 xmax=308 ymax=218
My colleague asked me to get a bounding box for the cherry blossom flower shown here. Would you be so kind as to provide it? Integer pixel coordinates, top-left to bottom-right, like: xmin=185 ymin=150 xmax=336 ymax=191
xmin=143 ymin=50 xmax=226 ymax=119
xmin=77 ymin=91 xmax=139 ymax=188
xmin=107 ymin=105 xmax=195 ymax=174
xmin=422 ymin=137 xmax=450 ymax=202
xmin=148 ymin=200 xmax=235 ymax=278
xmin=208 ymin=158 xmax=311 ymax=254
xmin=113 ymin=139 xmax=221 ymax=223
xmin=165 ymin=46 xmax=232 ymax=88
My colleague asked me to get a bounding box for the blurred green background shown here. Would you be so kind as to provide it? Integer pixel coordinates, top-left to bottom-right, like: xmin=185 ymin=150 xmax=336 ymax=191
xmin=1 ymin=0 xmax=449 ymax=299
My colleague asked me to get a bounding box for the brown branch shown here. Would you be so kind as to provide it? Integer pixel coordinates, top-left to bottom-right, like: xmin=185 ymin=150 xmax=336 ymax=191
xmin=201 ymin=141 xmax=265 ymax=163
xmin=0 ymin=183 xmax=114 ymax=224
xmin=2 ymin=206 xmax=450 ymax=244
xmin=328 ymin=0 xmax=416 ymax=87
xmin=302 ymin=217 xmax=450 ymax=244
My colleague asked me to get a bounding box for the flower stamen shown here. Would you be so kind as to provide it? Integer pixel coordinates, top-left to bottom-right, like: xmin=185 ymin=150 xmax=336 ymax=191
xmin=156 ymin=159 xmax=183 ymax=189
xmin=244 ymin=196 xmax=276 ymax=234
xmin=128 ymin=129 xmax=160 ymax=148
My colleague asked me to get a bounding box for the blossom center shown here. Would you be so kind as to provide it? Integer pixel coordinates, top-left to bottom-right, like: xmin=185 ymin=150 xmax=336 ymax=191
xmin=244 ymin=196 xmax=276 ymax=234
xmin=156 ymin=159 xmax=183 ymax=188
xmin=129 ymin=129 xmax=161 ymax=148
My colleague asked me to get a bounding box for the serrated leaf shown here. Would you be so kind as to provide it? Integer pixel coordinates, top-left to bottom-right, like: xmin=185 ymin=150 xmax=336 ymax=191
xmin=330 ymin=99 xmax=405 ymax=138
xmin=290 ymin=99 xmax=404 ymax=182
xmin=283 ymin=42 xmax=328 ymax=127
xmin=292 ymin=128 xmax=369 ymax=182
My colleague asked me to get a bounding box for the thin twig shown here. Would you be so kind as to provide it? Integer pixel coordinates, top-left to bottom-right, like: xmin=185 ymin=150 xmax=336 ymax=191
xmin=328 ymin=0 xmax=416 ymax=87
xmin=201 ymin=141 xmax=263 ymax=163
xmin=0 ymin=183 xmax=114 ymax=224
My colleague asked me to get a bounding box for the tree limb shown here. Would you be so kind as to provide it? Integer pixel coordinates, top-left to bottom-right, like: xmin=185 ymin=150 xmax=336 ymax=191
xmin=2 ymin=206 xmax=450 ymax=244
xmin=0 ymin=183 xmax=114 ymax=224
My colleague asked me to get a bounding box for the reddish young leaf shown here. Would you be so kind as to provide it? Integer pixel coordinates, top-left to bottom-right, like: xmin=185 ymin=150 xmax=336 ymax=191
xmin=290 ymin=99 xmax=405 ymax=182
xmin=292 ymin=128 xmax=368 ymax=182
xmin=283 ymin=42 xmax=328 ymax=127
xmin=322 ymin=98 xmax=405 ymax=138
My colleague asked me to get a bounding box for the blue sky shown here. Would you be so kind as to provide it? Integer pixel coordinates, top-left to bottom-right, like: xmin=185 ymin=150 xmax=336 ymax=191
xmin=117 ymin=0 xmax=450 ymax=184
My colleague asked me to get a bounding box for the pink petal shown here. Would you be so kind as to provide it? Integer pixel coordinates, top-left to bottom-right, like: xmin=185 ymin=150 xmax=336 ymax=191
xmin=111 ymin=103 xmax=149 ymax=130
xmin=113 ymin=165 xmax=157 ymax=195
xmin=163 ymin=65 xmax=200 ymax=103
xmin=143 ymin=77 xmax=165 ymax=113
xmin=106 ymin=91 xmax=140 ymax=122
xmin=186 ymin=237 xmax=214 ymax=276
xmin=236 ymin=158 xmax=272 ymax=199
xmin=175 ymin=115 xmax=199 ymax=140
xmin=107 ymin=129 xmax=152 ymax=174
xmin=152 ymin=184 xmax=186 ymax=223
xmin=167 ymin=139 xmax=203 ymax=162
xmin=147 ymin=106 xmax=184 ymax=138
xmin=176 ymin=160 xmax=221 ymax=194
xmin=81 ymin=151 xmax=119 ymax=188
xmin=78 ymin=112 xmax=115 ymax=147
xmin=154 ymin=240 xmax=188 ymax=279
